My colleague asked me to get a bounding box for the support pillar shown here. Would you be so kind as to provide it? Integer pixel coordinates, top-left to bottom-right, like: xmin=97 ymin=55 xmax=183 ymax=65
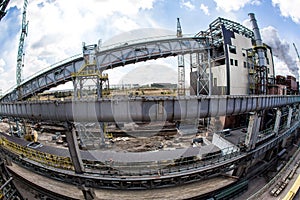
xmin=245 ymin=112 xmax=261 ymax=151
xmin=286 ymin=106 xmax=293 ymax=129
xmin=297 ymin=105 xmax=300 ymax=121
xmin=65 ymin=123 xmax=84 ymax=174
xmin=273 ymin=109 xmax=282 ymax=136
xmin=232 ymin=164 xmax=247 ymax=177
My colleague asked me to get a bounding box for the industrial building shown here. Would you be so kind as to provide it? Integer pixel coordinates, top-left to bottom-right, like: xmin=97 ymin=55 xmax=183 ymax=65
xmin=0 ymin=2 xmax=300 ymax=199
xmin=190 ymin=15 xmax=275 ymax=96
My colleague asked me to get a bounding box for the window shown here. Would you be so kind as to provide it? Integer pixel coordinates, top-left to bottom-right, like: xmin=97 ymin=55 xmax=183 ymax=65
xmin=214 ymin=78 xmax=217 ymax=86
xmin=229 ymin=45 xmax=236 ymax=54
xmin=235 ymin=60 xmax=238 ymax=66
xmin=230 ymin=59 xmax=233 ymax=65
xmin=244 ymin=61 xmax=247 ymax=68
xmin=242 ymin=53 xmax=246 ymax=57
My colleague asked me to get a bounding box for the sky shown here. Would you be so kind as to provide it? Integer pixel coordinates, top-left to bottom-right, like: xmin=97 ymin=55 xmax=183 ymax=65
xmin=0 ymin=0 xmax=300 ymax=93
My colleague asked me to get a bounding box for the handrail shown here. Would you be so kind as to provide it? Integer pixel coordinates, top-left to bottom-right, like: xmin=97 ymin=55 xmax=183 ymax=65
xmin=99 ymin=34 xmax=199 ymax=51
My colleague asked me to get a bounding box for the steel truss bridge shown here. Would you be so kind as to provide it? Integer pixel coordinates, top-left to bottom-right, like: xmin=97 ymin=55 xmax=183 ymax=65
xmin=0 ymin=34 xmax=299 ymax=193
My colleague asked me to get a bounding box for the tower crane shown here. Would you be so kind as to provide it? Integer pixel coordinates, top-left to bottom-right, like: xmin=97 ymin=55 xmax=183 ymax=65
xmin=177 ymin=18 xmax=185 ymax=96
xmin=293 ymin=43 xmax=300 ymax=61
xmin=0 ymin=0 xmax=10 ymax=21
xmin=16 ymin=0 xmax=28 ymax=86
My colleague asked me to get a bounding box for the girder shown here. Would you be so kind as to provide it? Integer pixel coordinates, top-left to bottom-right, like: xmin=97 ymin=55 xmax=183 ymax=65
xmin=0 ymin=95 xmax=299 ymax=123
xmin=1 ymin=36 xmax=208 ymax=102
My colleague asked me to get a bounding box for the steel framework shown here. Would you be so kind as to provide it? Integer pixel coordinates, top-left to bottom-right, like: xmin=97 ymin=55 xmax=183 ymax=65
xmin=1 ymin=36 xmax=208 ymax=102
xmin=72 ymin=43 xmax=109 ymax=100
xmin=0 ymin=0 xmax=10 ymax=21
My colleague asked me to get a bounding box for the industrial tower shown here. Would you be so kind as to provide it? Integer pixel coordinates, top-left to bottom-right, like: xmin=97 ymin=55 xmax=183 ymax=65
xmin=16 ymin=0 xmax=28 ymax=86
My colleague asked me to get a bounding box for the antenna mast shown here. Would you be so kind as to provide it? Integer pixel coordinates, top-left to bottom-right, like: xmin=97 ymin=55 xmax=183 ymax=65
xmin=16 ymin=0 xmax=28 ymax=86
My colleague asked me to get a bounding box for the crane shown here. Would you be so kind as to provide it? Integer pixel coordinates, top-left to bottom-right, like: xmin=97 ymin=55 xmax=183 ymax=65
xmin=16 ymin=0 xmax=28 ymax=86
xmin=0 ymin=0 xmax=10 ymax=21
xmin=177 ymin=18 xmax=185 ymax=96
xmin=293 ymin=43 xmax=300 ymax=61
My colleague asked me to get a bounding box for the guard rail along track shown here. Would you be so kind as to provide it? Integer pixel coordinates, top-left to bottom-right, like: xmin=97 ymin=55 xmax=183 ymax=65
xmin=0 ymin=120 xmax=299 ymax=190
xmin=0 ymin=95 xmax=300 ymax=122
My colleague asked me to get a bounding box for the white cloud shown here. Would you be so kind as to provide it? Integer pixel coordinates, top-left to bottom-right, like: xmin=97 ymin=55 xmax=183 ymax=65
xmin=180 ymin=0 xmax=195 ymax=10
xmin=214 ymin=0 xmax=261 ymax=12
xmin=200 ymin=4 xmax=210 ymax=16
xmin=242 ymin=18 xmax=252 ymax=29
xmin=111 ymin=16 xmax=139 ymax=33
xmin=0 ymin=59 xmax=5 ymax=74
xmin=261 ymin=26 xmax=299 ymax=79
xmin=272 ymin=0 xmax=300 ymax=24
xmin=0 ymin=0 xmax=158 ymax=91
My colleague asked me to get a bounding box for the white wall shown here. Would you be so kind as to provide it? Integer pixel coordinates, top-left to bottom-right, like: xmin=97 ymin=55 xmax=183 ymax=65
xmin=229 ymin=33 xmax=253 ymax=95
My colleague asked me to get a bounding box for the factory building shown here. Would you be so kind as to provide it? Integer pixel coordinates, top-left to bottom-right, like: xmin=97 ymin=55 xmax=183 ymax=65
xmin=190 ymin=17 xmax=275 ymax=95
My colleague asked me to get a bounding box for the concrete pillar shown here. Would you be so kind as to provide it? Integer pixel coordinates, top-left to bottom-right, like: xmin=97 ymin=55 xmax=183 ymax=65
xmin=65 ymin=123 xmax=84 ymax=174
xmin=245 ymin=112 xmax=261 ymax=151
xmin=297 ymin=105 xmax=300 ymax=121
xmin=286 ymin=107 xmax=293 ymax=129
xmin=273 ymin=109 xmax=282 ymax=136
xmin=232 ymin=164 xmax=247 ymax=177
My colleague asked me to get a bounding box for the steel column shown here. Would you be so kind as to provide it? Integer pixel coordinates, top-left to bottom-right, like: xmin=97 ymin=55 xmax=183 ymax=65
xmin=245 ymin=112 xmax=261 ymax=150
xmin=273 ymin=109 xmax=282 ymax=136
xmin=65 ymin=123 xmax=84 ymax=174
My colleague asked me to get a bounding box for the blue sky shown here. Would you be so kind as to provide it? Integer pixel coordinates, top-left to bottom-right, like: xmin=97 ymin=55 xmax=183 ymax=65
xmin=0 ymin=0 xmax=299 ymax=92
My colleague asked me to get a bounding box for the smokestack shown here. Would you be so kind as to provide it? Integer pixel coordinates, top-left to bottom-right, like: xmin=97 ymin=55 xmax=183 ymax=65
xmin=249 ymin=13 xmax=263 ymax=47
xmin=249 ymin=13 xmax=267 ymax=94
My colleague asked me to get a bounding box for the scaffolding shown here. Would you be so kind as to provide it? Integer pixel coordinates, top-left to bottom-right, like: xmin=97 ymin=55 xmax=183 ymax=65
xmin=71 ymin=43 xmax=110 ymax=148
xmin=72 ymin=43 xmax=109 ymax=100
xmin=190 ymin=51 xmax=211 ymax=95
xmin=246 ymin=46 xmax=268 ymax=95
xmin=0 ymin=0 xmax=10 ymax=21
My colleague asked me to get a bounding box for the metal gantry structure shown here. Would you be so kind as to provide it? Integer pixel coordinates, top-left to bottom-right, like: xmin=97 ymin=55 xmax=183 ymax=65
xmin=16 ymin=0 xmax=28 ymax=86
xmin=1 ymin=36 xmax=208 ymax=102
